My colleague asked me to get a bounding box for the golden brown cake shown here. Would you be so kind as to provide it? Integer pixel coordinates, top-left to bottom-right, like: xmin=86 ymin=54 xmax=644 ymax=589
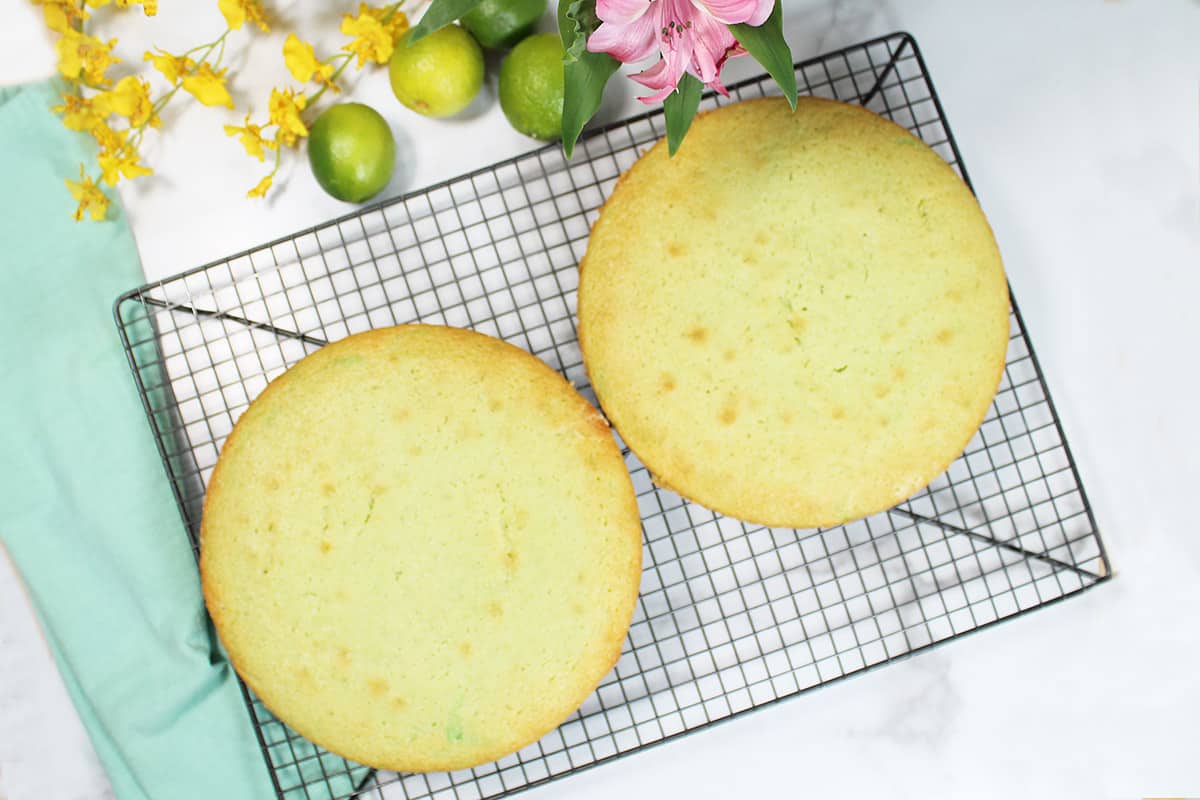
xmin=578 ymin=97 xmax=1009 ymax=528
xmin=200 ymin=325 xmax=642 ymax=772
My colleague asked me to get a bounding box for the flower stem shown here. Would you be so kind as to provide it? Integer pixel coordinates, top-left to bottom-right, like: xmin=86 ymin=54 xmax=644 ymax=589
xmin=181 ymin=29 xmax=231 ymax=60
xmin=305 ymin=1 xmax=406 ymax=108
xmin=141 ymin=29 xmax=231 ymax=137
xmin=211 ymin=30 xmax=229 ymax=70
xmin=304 ymin=54 xmax=354 ymax=107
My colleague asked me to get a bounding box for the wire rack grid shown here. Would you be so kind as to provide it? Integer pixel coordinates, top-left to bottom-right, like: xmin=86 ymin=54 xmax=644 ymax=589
xmin=115 ymin=31 xmax=1110 ymax=800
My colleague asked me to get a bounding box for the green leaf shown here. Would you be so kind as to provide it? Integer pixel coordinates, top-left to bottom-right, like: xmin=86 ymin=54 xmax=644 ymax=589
xmin=559 ymin=0 xmax=618 ymax=159
xmin=409 ymin=0 xmax=485 ymax=43
xmin=729 ymin=0 xmax=797 ymax=109
xmin=662 ymin=73 xmax=703 ymax=156
xmin=561 ymin=0 xmax=602 ymax=62
xmin=561 ymin=53 xmax=619 ymax=159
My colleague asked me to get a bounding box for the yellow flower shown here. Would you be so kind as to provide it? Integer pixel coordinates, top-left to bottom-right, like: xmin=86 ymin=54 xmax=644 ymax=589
xmin=283 ymin=34 xmax=337 ymax=90
xmin=182 ymin=64 xmax=234 ymax=108
xmin=224 ymin=115 xmax=277 ymax=162
xmin=51 ymin=93 xmax=104 ymax=132
xmin=98 ymin=146 xmax=154 ymax=186
xmin=90 ymin=119 xmax=127 ymax=155
xmin=94 ymin=76 xmax=160 ymax=128
xmin=34 ymin=0 xmax=88 ymax=33
xmin=143 ymin=49 xmax=193 ymax=84
xmin=88 ymin=122 xmax=150 ymax=186
xmin=372 ymin=5 xmax=410 ymax=43
xmin=340 ymin=5 xmax=398 ymax=68
xmin=65 ymin=166 xmax=110 ymax=222
xmin=268 ymin=88 xmax=308 ymax=147
xmin=56 ymin=29 xmax=120 ymax=87
xmin=98 ymin=147 xmax=154 ymax=186
xmin=246 ymin=174 xmax=273 ymax=198
xmin=113 ymin=0 xmax=157 ymax=12
xmin=218 ymin=0 xmax=269 ymax=32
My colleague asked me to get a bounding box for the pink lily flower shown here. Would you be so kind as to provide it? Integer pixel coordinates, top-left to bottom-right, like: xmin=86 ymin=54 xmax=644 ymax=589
xmin=586 ymin=0 xmax=773 ymax=103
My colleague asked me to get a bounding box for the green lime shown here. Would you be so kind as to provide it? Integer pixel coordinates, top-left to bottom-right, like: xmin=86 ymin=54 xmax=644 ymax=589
xmin=498 ymin=32 xmax=564 ymax=141
xmin=461 ymin=0 xmax=547 ymax=49
xmin=306 ymin=103 xmax=395 ymax=203
xmin=389 ymin=26 xmax=485 ymax=118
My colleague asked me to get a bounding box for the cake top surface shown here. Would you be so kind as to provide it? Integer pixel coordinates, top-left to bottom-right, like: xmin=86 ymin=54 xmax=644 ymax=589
xmin=201 ymin=324 xmax=643 ymax=771
xmin=579 ymin=96 xmax=1010 ymax=528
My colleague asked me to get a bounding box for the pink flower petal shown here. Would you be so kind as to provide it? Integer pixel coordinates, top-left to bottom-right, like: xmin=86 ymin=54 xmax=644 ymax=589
xmin=691 ymin=10 xmax=736 ymax=53
xmin=631 ymin=56 xmax=686 ymax=103
xmin=587 ymin=16 xmax=659 ymax=62
xmin=687 ymin=0 xmax=767 ymax=25
xmin=687 ymin=7 xmax=735 ymax=80
xmin=595 ymin=0 xmax=654 ymax=25
xmin=690 ymin=36 xmax=718 ymax=83
xmin=636 ymin=83 xmax=678 ymax=104
xmin=630 ymin=58 xmax=673 ymax=91
xmin=744 ymin=0 xmax=774 ymax=26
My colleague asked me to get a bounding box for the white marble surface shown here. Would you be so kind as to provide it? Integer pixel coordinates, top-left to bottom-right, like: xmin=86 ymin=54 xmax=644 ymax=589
xmin=2 ymin=1 xmax=1200 ymax=798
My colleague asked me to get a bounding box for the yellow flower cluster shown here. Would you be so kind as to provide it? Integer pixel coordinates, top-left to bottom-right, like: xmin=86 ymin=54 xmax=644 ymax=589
xmin=39 ymin=0 xmax=408 ymax=218
xmin=230 ymin=2 xmax=408 ymax=199
xmin=55 ymin=29 xmax=121 ymax=87
xmin=40 ymin=0 xmax=267 ymax=222
xmin=219 ymin=0 xmax=269 ymax=32
xmin=342 ymin=3 xmax=410 ymax=68
xmin=34 ymin=0 xmax=156 ymax=35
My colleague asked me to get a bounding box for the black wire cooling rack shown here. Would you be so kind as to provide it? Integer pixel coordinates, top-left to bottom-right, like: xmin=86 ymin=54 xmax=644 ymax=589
xmin=115 ymin=31 xmax=1111 ymax=800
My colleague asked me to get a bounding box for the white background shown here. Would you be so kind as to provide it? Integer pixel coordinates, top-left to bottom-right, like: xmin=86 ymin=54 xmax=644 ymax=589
xmin=2 ymin=1 xmax=1199 ymax=798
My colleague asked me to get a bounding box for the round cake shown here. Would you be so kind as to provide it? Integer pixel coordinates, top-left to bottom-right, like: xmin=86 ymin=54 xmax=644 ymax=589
xmin=201 ymin=325 xmax=642 ymax=772
xmin=578 ymin=97 xmax=1009 ymax=528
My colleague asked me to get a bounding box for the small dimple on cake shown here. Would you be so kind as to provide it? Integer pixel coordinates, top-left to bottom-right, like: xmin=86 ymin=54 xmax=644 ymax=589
xmin=659 ymin=373 xmax=677 ymax=392
xmin=719 ymin=404 xmax=738 ymax=426
xmin=684 ymin=326 xmax=708 ymax=344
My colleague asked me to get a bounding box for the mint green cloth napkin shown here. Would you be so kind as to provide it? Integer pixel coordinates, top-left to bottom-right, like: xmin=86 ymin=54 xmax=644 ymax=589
xmin=0 ymin=80 xmax=368 ymax=800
